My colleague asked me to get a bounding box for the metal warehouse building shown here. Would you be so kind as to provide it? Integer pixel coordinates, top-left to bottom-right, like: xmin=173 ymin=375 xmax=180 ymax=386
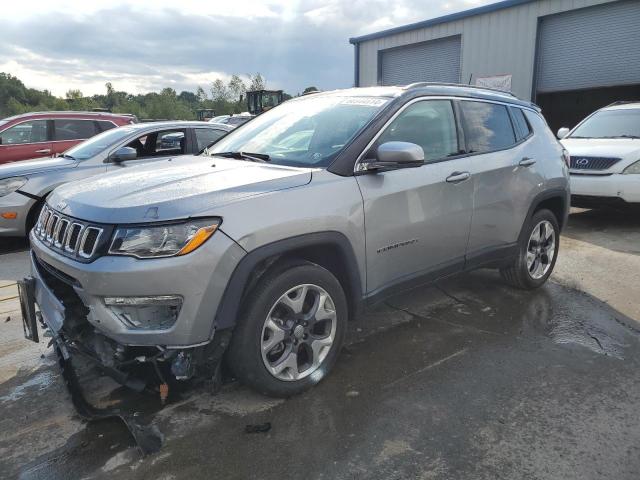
xmin=350 ymin=0 xmax=640 ymax=131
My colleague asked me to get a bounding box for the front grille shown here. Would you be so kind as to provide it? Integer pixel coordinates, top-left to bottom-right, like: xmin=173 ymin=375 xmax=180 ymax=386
xmin=570 ymin=156 xmax=621 ymax=170
xmin=33 ymin=253 xmax=82 ymax=288
xmin=34 ymin=205 xmax=112 ymax=262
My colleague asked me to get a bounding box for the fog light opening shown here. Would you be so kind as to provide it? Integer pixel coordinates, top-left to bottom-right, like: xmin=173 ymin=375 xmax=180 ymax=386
xmin=104 ymin=295 xmax=183 ymax=330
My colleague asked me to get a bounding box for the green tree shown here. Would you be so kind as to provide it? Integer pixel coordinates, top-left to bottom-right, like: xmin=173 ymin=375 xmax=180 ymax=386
xmin=248 ymin=73 xmax=265 ymax=91
xmin=0 ymin=72 xmax=292 ymax=121
xmin=211 ymin=79 xmax=230 ymax=102
xmin=196 ymin=86 xmax=208 ymax=102
xmin=228 ymin=75 xmax=246 ymax=100
xmin=303 ymin=86 xmax=319 ymax=94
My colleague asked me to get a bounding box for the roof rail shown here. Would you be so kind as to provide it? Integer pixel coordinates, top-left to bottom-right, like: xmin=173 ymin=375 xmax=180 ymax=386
xmin=403 ymin=82 xmax=518 ymax=98
xmin=605 ymin=100 xmax=640 ymax=107
xmin=9 ymin=110 xmax=134 ymax=117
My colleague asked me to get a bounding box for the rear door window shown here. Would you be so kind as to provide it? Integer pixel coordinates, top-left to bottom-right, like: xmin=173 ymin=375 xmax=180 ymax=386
xmin=0 ymin=120 xmax=49 ymax=144
xmin=375 ymin=100 xmax=459 ymax=163
xmin=54 ymin=119 xmax=99 ymax=141
xmin=125 ymin=129 xmax=187 ymax=159
xmin=195 ymin=128 xmax=227 ymax=151
xmin=510 ymin=107 xmax=532 ymax=141
xmin=459 ymin=101 xmax=516 ymax=153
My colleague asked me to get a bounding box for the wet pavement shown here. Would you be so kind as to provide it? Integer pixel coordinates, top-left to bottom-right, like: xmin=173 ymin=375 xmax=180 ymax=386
xmin=1 ymin=210 xmax=639 ymax=479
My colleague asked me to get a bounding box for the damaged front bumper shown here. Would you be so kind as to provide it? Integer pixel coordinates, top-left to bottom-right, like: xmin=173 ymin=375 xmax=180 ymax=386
xmin=19 ymin=231 xmax=243 ymax=455
xmin=28 ymin=229 xmax=245 ymax=347
xmin=22 ymin=229 xmax=243 ymax=391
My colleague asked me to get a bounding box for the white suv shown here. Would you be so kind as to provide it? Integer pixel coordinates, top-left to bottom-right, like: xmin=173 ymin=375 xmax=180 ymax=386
xmin=558 ymin=102 xmax=640 ymax=208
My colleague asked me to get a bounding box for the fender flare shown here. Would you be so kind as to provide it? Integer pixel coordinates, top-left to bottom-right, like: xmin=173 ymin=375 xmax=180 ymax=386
xmin=212 ymin=231 xmax=363 ymax=332
xmin=519 ymin=188 xmax=570 ymax=240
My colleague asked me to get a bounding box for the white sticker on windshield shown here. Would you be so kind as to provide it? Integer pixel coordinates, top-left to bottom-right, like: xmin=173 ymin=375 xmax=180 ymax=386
xmin=339 ymin=97 xmax=387 ymax=107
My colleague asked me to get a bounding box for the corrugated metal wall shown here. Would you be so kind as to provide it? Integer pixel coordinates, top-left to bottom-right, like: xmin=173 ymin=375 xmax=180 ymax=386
xmin=536 ymin=0 xmax=640 ymax=92
xmin=380 ymin=36 xmax=462 ymax=85
xmin=355 ymin=0 xmax=618 ymax=100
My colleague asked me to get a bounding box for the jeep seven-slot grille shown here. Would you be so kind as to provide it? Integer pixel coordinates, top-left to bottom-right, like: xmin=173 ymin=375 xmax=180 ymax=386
xmin=569 ymin=156 xmax=621 ymax=170
xmin=34 ymin=206 xmax=111 ymax=262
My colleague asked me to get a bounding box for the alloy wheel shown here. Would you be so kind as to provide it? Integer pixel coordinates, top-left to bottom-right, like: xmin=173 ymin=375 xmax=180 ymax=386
xmin=526 ymin=220 xmax=556 ymax=280
xmin=260 ymin=284 xmax=337 ymax=381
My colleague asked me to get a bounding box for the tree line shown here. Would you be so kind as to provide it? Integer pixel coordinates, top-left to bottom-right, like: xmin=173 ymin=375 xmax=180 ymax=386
xmin=0 ymin=72 xmax=309 ymax=120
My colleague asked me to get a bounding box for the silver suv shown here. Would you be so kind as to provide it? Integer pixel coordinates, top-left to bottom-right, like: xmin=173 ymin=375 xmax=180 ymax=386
xmin=20 ymin=84 xmax=570 ymax=397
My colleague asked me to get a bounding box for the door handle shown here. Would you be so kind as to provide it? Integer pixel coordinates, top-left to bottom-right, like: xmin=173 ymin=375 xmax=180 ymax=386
xmin=519 ymin=157 xmax=536 ymax=167
xmin=35 ymin=149 xmax=51 ymax=154
xmin=446 ymin=171 xmax=471 ymax=183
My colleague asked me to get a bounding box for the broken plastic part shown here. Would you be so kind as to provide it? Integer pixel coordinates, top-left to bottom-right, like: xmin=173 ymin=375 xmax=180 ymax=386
xmin=171 ymin=351 xmax=195 ymax=380
xmin=55 ymin=345 xmax=162 ymax=455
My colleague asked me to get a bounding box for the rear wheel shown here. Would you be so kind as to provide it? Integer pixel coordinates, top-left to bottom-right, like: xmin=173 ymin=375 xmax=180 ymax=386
xmin=226 ymin=261 xmax=347 ymax=397
xmin=500 ymin=209 xmax=559 ymax=290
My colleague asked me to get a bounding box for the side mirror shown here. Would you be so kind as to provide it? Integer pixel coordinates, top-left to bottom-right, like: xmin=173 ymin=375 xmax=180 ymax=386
xmin=110 ymin=146 xmax=137 ymax=162
xmin=557 ymin=127 xmax=570 ymax=139
xmin=359 ymin=142 xmax=425 ymax=172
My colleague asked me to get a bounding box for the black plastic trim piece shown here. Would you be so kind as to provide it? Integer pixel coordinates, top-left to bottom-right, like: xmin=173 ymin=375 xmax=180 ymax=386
xmin=464 ymin=243 xmax=519 ymax=270
xmin=522 ymin=188 xmax=570 ymax=234
xmin=363 ymin=256 xmax=464 ymax=306
xmin=212 ymin=231 xmax=363 ymax=332
xmin=17 ymin=190 xmax=43 ymax=201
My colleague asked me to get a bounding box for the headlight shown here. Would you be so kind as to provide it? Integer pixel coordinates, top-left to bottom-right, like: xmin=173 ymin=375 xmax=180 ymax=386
xmin=0 ymin=177 xmax=28 ymax=197
xmin=623 ymin=160 xmax=640 ymax=174
xmin=109 ymin=218 xmax=221 ymax=258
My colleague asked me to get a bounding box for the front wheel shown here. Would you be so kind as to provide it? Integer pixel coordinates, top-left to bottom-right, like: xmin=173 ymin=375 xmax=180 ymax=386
xmin=226 ymin=261 xmax=347 ymax=397
xmin=500 ymin=209 xmax=560 ymax=290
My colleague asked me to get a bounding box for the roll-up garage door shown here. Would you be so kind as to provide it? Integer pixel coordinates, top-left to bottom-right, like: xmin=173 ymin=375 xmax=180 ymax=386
xmin=536 ymin=0 xmax=640 ymax=93
xmin=380 ymin=35 xmax=461 ymax=86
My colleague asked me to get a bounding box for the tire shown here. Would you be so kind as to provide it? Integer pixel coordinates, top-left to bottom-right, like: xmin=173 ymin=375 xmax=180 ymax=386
xmin=226 ymin=260 xmax=348 ymax=397
xmin=500 ymin=208 xmax=560 ymax=290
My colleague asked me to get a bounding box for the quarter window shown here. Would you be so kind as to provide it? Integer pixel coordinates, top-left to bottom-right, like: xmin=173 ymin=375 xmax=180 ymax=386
xmin=0 ymin=120 xmax=49 ymax=145
xmin=510 ymin=107 xmax=532 ymax=141
xmin=195 ymin=128 xmax=227 ymax=151
xmin=460 ymin=101 xmax=516 ymax=153
xmin=376 ymin=100 xmax=459 ymax=163
xmin=97 ymin=120 xmax=117 ymax=132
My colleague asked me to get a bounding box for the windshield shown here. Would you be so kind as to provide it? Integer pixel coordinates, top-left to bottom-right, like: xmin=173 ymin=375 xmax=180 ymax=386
xmin=570 ymin=108 xmax=640 ymax=139
xmin=206 ymin=95 xmax=390 ymax=167
xmin=64 ymin=126 xmax=137 ymax=160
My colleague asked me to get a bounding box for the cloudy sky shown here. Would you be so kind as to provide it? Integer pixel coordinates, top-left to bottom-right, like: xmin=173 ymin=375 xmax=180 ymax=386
xmin=0 ymin=0 xmax=491 ymax=97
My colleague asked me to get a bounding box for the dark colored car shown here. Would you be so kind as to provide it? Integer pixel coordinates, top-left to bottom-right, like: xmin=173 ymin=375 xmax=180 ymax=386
xmin=0 ymin=111 xmax=137 ymax=165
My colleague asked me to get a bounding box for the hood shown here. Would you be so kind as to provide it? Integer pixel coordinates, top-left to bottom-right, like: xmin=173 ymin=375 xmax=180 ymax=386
xmin=561 ymin=138 xmax=640 ymax=170
xmin=48 ymin=155 xmax=313 ymax=224
xmin=0 ymin=157 xmax=77 ymax=179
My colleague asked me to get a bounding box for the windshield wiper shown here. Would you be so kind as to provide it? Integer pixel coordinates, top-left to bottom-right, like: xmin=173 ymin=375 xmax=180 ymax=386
xmin=61 ymin=153 xmax=76 ymax=160
xmin=214 ymin=151 xmax=271 ymax=162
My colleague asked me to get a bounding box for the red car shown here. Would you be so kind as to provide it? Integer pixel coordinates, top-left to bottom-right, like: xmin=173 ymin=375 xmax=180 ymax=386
xmin=0 ymin=111 xmax=136 ymax=165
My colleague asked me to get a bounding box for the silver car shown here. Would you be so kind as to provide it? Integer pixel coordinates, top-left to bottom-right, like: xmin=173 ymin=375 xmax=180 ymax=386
xmin=0 ymin=121 xmax=232 ymax=236
xmin=21 ymin=84 xmax=569 ymax=398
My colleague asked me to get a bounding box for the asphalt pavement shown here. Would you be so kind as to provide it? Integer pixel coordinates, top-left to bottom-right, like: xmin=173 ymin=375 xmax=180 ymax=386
xmin=0 ymin=209 xmax=638 ymax=480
